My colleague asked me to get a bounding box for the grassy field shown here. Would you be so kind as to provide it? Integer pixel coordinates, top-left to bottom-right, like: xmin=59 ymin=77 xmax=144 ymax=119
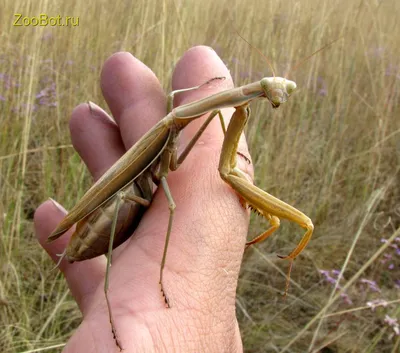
xmin=1 ymin=0 xmax=399 ymax=352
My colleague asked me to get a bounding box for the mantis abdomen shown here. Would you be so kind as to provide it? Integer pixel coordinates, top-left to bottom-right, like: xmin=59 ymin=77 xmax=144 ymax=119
xmin=66 ymin=172 xmax=154 ymax=262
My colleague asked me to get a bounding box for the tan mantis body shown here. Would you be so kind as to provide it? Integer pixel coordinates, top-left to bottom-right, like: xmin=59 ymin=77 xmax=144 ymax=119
xmin=48 ymin=76 xmax=314 ymax=350
xmin=65 ymin=171 xmax=153 ymax=261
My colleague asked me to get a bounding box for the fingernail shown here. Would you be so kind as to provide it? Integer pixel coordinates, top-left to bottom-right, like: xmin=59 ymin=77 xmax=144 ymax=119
xmin=48 ymin=198 xmax=67 ymax=215
xmin=87 ymin=101 xmax=116 ymax=123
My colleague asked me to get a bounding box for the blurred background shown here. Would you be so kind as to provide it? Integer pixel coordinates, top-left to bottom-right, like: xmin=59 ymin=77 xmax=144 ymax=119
xmin=0 ymin=0 xmax=399 ymax=352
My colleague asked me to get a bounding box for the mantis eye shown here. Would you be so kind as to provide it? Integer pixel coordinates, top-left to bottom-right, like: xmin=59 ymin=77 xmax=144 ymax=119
xmin=286 ymin=81 xmax=297 ymax=94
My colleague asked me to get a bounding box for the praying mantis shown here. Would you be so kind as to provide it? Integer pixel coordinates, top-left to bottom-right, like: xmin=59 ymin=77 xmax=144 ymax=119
xmin=48 ymin=59 xmax=315 ymax=350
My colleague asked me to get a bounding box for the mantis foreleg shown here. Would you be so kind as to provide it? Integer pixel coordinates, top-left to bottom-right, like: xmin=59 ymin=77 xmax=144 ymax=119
xmin=218 ymin=105 xmax=314 ymax=293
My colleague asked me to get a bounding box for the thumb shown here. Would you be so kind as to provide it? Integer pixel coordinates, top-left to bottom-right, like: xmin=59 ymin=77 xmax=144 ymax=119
xmin=34 ymin=199 xmax=106 ymax=314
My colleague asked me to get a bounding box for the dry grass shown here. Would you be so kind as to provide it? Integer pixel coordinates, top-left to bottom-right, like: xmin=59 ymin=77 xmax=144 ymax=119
xmin=0 ymin=0 xmax=399 ymax=352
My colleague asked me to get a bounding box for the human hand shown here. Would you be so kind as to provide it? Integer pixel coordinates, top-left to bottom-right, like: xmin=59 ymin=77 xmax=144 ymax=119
xmin=34 ymin=46 xmax=252 ymax=353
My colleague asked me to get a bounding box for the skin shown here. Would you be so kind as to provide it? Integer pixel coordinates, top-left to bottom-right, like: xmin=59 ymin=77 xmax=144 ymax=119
xmin=34 ymin=46 xmax=253 ymax=353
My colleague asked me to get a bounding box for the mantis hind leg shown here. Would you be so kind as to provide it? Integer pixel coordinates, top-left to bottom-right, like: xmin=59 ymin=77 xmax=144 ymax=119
xmin=104 ymin=189 xmax=151 ymax=351
xmin=218 ymin=105 xmax=314 ymax=294
xmin=105 ymin=193 xmax=123 ymax=351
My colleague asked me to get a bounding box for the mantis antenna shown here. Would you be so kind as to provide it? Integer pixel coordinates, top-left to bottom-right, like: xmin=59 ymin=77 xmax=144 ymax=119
xmin=234 ymin=27 xmax=343 ymax=80
xmin=285 ymin=35 xmax=345 ymax=78
xmin=233 ymin=28 xmax=276 ymax=78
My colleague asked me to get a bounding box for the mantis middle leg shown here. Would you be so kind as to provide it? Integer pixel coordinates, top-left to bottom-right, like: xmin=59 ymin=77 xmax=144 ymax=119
xmin=155 ymin=84 xmax=227 ymax=305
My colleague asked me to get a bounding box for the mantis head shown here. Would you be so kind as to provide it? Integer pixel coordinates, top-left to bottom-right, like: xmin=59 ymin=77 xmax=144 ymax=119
xmin=260 ymin=77 xmax=297 ymax=108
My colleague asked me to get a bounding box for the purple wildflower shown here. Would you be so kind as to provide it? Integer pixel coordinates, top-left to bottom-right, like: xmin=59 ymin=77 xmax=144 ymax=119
xmin=308 ymin=76 xmax=328 ymax=97
xmin=36 ymin=88 xmax=48 ymax=99
xmin=340 ymin=292 xmax=353 ymax=305
xmin=41 ymin=32 xmax=53 ymax=41
xmin=35 ymin=82 xmax=57 ymax=107
xmin=360 ymin=278 xmax=381 ymax=293
xmin=317 ymin=77 xmax=328 ymax=97
xmin=367 ymin=299 xmax=388 ymax=311
xmin=210 ymin=43 xmax=223 ymax=56
xmin=381 ymin=253 xmax=392 ymax=264
xmin=12 ymin=102 xmax=38 ymax=114
xmin=319 ymin=269 xmax=338 ymax=285
xmin=384 ymin=315 xmax=400 ymax=336
xmin=240 ymin=70 xmax=251 ymax=80
xmin=385 ymin=64 xmax=400 ymax=79
xmin=319 ymin=269 xmax=352 ymax=304
xmin=368 ymin=46 xmax=385 ymax=59
xmin=0 ymin=73 xmax=13 ymax=90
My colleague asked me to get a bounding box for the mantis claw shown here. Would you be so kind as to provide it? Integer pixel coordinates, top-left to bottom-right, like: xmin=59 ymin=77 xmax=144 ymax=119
xmin=219 ymin=105 xmax=314 ymax=295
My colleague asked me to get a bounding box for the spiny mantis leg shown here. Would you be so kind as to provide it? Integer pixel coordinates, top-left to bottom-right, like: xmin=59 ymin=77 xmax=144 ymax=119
xmin=105 ymin=192 xmax=123 ymax=351
xmin=218 ymin=105 xmax=314 ymax=295
xmin=104 ymin=190 xmax=150 ymax=351
xmin=153 ymin=109 xmax=224 ymax=306
xmin=156 ymin=112 xmax=227 ymax=305
xmin=172 ymin=109 xmax=225 ymax=170
xmin=158 ymin=176 xmax=175 ymax=308
xmin=154 ymin=82 xmax=228 ymax=305
xmin=167 ymin=82 xmax=227 ymax=169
